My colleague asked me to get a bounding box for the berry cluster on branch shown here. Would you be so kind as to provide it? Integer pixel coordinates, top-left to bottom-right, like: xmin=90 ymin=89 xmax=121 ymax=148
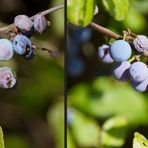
xmin=0 ymin=4 xmax=64 ymax=89
xmin=90 ymin=22 xmax=148 ymax=92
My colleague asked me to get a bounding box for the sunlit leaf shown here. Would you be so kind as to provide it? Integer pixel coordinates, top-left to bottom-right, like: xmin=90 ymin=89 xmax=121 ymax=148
xmin=67 ymin=0 xmax=95 ymax=26
xmin=133 ymin=132 xmax=148 ymax=148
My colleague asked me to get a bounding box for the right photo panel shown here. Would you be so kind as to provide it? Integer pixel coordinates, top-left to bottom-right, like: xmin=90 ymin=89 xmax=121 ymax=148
xmin=67 ymin=0 xmax=148 ymax=148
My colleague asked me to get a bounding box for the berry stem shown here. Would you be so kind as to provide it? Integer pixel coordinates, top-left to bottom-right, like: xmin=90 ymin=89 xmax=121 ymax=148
xmin=128 ymin=55 xmax=141 ymax=63
xmin=41 ymin=48 xmax=57 ymax=59
xmin=128 ymin=56 xmax=136 ymax=63
xmin=89 ymin=22 xmax=137 ymax=41
xmin=89 ymin=22 xmax=121 ymax=39
xmin=30 ymin=4 xmax=64 ymax=20
xmin=0 ymin=4 xmax=64 ymax=33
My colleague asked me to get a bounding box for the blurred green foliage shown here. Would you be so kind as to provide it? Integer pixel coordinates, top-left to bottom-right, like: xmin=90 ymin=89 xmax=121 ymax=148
xmin=67 ymin=0 xmax=148 ymax=147
xmin=69 ymin=77 xmax=148 ymax=126
xmin=69 ymin=109 xmax=100 ymax=147
xmin=68 ymin=77 xmax=148 ymax=147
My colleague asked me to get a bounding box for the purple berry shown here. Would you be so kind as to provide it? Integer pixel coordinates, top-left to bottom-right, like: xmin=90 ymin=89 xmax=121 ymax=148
xmin=0 ymin=67 xmax=16 ymax=89
xmin=113 ymin=61 xmax=131 ymax=81
xmin=34 ymin=14 xmax=47 ymax=34
xmin=0 ymin=39 xmax=14 ymax=60
xmin=13 ymin=35 xmax=33 ymax=59
xmin=98 ymin=44 xmax=114 ymax=63
xmin=131 ymin=77 xmax=148 ymax=92
xmin=110 ymin=40 xmax=132 ymax=62
xmin=14 ymin=15 xmax=34 ymax=37
xmin=129 ymin=62 xmax=148 ymax=83
xmin=133 ymin=35 xmax=148 ymax=52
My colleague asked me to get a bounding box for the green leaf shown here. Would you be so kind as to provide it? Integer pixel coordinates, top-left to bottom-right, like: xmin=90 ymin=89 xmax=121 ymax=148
xmin=101 ymin=116 xmax=128 ymax=147
xmin=0 ymin=127 xmax=4 ymax=148
xmin=70 ymin=109 xmax=100 ymax=147
xmin=133 ymin=132 xmax=148 ymax=148
xmin=102 ymin=0 xmax=129 ymax=21
xmin=68 ymin=77 xmax=148 ymax=126
xmin=67 ymin=0 xmax=95 ymax=27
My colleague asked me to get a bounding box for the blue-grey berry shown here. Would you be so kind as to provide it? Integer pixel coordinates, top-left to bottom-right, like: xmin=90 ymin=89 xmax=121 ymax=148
xmin=110 ymin=40 xmax=132 ymax=62
xmin=13 ymin=35 xmax=32 ymax=57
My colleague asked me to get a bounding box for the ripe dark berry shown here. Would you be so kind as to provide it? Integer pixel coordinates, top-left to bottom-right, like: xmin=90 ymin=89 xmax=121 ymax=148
xmin=13 ymin=35 xmax=33 ymax=59
xmin=34 ymin=14 xmax=47 ymax=34
xmin=0 ymin=39 xmax=14 ymax=60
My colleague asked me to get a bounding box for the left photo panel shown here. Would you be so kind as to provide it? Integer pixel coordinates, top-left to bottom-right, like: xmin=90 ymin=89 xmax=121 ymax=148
xmin=0 ymin=0 xmax=64 ymax=148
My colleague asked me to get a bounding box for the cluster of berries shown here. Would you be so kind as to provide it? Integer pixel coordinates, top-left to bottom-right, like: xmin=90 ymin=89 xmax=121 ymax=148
xmin=98 ymin=35 xmax=148 ymax=92
xmin=0 ymin=13 xmax=48 ymax=89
